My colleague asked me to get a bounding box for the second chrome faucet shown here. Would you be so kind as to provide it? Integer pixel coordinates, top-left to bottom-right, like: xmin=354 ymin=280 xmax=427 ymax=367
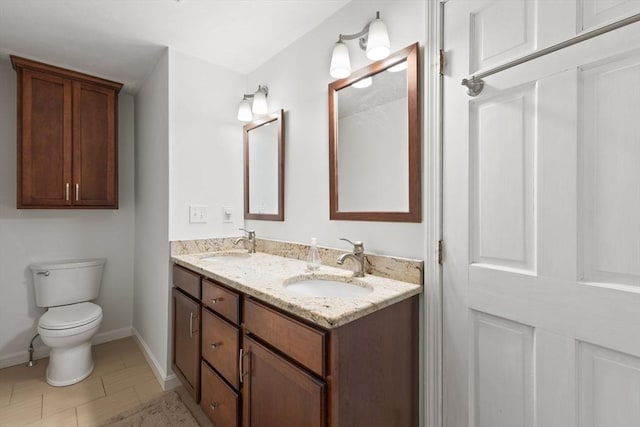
xmin=337 ymin=238 xmax=366 ymax=277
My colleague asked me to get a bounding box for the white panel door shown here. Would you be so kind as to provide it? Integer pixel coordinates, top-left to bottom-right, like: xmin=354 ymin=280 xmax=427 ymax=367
xmin=443 ymin=1 xmax=640 ymax=426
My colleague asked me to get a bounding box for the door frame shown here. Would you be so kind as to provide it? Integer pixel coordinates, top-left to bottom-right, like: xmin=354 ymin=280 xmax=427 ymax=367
xmin=423 ymin=1 xmax=445 ymax=427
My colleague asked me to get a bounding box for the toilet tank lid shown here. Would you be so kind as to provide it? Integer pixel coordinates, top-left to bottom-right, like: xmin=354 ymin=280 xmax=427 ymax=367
xmin=30 ymin=258 xmax=106 ymax=271
xmin=39 ymin=302 xmax=102 ymax=330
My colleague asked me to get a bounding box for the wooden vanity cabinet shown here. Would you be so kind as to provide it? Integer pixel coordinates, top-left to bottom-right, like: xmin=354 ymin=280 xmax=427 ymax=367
xmin=171 ymin=263 xmax=419 ymax=427
xmin=11 ymin=56 xmax=122 ymax=209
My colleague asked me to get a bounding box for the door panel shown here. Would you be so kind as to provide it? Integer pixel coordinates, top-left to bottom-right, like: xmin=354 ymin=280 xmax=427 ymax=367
xmin=173 ymin=288 xmax=201 ymax=401
xmin=443 ymin=1 xmax=640 ymax=426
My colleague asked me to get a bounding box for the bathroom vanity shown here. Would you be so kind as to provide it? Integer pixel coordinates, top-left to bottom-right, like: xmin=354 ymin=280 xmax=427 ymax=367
xmin=171 ymin=246 xmax=422 ymax=427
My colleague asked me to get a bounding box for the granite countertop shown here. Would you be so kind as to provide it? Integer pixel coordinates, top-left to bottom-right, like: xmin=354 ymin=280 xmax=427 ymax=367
xmin=171 ymin=251 xmax=423 ymax=329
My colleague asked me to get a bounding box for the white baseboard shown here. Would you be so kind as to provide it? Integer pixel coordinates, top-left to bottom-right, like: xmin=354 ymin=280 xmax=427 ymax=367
xmin=0 ymin=326 xmax=134 ymax=370
xmin=132 ymin=328 xmax=179 ymax=391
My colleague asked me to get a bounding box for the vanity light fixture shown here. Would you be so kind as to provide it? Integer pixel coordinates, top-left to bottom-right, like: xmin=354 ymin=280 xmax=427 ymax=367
xmin=329 ymin=11 xmax=390 ymax=79
xmin=237 ymin=85 xmax=269 ymax=122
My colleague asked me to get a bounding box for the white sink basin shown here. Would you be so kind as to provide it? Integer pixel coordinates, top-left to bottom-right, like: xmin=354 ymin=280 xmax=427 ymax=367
xmin=200 ymin=253 xmax=250 ymax=262
xmin=283 ymin=277 xmax=373 ymax=299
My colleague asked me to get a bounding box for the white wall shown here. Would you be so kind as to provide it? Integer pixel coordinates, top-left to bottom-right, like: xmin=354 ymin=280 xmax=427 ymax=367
xmin=133 ymin=49 xmax=171 ymax=377
xmin=245 ymin=0 xmax=426 ymax=259
xmin=0 ymin=61 xmax=135 ymax=366
xmin=168 ymin=50 xmax=245 ymax=241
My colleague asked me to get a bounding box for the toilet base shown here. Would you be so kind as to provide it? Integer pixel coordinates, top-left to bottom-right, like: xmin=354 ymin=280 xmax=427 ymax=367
xmin=45 ymin=341 xmax=95 ymax=387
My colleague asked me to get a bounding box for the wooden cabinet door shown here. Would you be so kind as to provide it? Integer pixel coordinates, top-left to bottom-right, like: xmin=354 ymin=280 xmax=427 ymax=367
xmin=242 ymin=336 xmax=325 ymax=427
xmin=172 ymin=288 xmax=201 ymax=402
xmin=72 ymin=81 xmax=117 ymax=207
xmin=18 ymin=69 xmax=72 ymax=207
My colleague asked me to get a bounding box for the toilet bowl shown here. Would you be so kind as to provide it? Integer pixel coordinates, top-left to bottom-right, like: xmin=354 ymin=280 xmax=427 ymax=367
xmin=30 ymin=258 xmax=105 ymax=387
xmin=37 ymin=302 xmax=103 ymax=386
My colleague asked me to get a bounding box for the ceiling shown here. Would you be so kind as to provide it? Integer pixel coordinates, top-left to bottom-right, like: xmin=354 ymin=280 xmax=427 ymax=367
xmin=0 ymin=0 xmax=350 ymax=93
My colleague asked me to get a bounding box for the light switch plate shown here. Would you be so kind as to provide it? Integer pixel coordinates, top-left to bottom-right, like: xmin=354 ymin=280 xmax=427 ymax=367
xmin=222 ymin=206 xmax=233 ymax=223
xmin=189 ymin=205 xmax=208 ymax=223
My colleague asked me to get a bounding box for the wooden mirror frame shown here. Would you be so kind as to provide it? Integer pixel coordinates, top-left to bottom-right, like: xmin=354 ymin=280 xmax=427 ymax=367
xmin=244 ymin=109 xmax=285 ymax=221
xmin=328 ymin=42 xmax=421 ymax=222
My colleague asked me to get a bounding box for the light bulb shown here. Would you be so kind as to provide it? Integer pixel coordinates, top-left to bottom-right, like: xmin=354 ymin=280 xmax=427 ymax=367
xmin=330 ymin=41 xmax=351 ymax=79
xmin=366 ymin=17 xmax=390 ymax=60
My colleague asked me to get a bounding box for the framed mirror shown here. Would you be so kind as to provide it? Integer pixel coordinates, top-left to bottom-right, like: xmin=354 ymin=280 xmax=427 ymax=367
xmin=329 ymin=43 xmax=420 ymax=222
xmin=244 ymin=109 xmax=285 ymax=221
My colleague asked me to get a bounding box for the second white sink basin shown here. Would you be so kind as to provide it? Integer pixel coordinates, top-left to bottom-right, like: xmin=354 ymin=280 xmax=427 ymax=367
xmin=284 ymin=278 xmax=373 ymax=299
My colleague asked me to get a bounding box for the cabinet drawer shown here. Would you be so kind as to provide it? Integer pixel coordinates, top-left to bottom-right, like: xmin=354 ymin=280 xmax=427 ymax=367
xmin=244 ymin=299 xmax=326 ymax=377
xmin=202 ymin=279 xmax=239 ymax=325
xmin=201 ymin=361 xmax=238 ymax=427
xmin=173 ymin=264 xmax=201 ymax=299
xmin=202 ymin=309 xmax=239 ymax=389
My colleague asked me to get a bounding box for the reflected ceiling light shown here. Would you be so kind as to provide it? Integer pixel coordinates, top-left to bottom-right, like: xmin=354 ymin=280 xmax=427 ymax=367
xmin=237 ymin=85 xmax=269 ymax=122
xmin=329 ymin=11 xmax=390 ymax=79
xmin=352 ymin=77 xmax=372 ymax=89
xmin=388 ymin=61 xmax=408 ymax=73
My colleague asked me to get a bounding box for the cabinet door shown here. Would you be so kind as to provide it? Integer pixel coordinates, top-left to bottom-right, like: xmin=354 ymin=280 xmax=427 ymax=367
xmin=172 ymin=288 xmax=201 ymax=402
xmin=19 ymin=69 xmax=72 ymax=207
xmin=72 ymin=81 xmax=117 ymax=207
xmin=242 ymin=336 xmax=325 ymax=427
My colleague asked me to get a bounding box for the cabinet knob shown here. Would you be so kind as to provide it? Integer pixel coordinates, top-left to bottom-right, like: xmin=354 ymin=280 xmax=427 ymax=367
xmin=210 ymin=402 xmax=219 ymax=411
xmin=211 ymin=297 xmax=222 ymax=304
xmin=210 ymin=342 xmax=221 ymax=349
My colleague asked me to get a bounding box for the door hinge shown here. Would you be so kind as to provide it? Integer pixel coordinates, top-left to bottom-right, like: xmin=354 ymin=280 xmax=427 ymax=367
xmin=439 ymin=49 xmax=445 ymax=76
xmin=438 ymin=240 xmax=444 ymax=265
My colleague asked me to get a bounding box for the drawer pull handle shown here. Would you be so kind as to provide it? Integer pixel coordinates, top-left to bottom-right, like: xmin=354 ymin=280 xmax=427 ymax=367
xmin=211 ymin=297 xmax=223 ymax=304
xmin=210 ymin=402 xmax=219 ymax=411
xmin=210 ymin=342 xmax=221 ymax=349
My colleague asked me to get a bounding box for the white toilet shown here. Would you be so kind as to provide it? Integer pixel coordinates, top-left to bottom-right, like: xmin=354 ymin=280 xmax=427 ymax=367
xmin=30 ymin=258 xmax=105 ymax=386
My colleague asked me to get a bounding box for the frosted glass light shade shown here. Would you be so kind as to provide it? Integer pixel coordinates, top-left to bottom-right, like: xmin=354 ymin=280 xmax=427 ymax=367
xmin=252 ymin=90 xmax=268 ymax=115
xmin=237 ymin=99 xmax=253 ymax=122
xmin=330 ymin=41 xmax=351 ymax=79
xmin=366 ymin=18 xmax=390 ymax=60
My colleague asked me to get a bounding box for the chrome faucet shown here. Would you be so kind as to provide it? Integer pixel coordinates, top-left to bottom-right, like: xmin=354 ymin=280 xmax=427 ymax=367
xmin=234 ymin=228 xmax=256 ymax=253
xmin=336 ymin=238 xmax=366 ymax=277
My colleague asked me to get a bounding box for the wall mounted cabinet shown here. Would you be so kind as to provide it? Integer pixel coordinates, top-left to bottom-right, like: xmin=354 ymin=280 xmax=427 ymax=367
xmin=11 ymin=56 xmax=123 ymax=209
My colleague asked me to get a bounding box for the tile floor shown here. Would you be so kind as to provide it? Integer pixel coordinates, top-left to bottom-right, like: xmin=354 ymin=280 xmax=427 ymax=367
xmin=0 ymin=337 xmax=213 ymax=427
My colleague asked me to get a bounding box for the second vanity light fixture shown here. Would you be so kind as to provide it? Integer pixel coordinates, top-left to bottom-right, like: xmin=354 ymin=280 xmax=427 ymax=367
xmin=237 ymin=85 xmax=269 ymax=122
xmin=329 ymin=11 xmax=390 ymax=79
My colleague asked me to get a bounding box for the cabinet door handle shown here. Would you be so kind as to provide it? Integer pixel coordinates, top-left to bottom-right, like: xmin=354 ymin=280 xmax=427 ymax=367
xmin=75 ymin=183 xmax=80 ymax=201
xmin=239 ymin=348 xmax=244 ymax=384
xmin=210 ymin=402 xmax=219 ymax=411
xmin=189 ymin=312 xmax=194 ymax=338
xmin=65 ymin=183 xmax=70 ymax=201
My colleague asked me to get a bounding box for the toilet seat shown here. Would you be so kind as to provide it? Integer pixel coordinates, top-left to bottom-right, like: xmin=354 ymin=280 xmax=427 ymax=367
xmin=39 ymin=302 xmax=102 ymax=330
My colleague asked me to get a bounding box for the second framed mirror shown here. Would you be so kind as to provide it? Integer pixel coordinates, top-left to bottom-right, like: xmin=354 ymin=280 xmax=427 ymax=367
xmin=244 ymin=109 xmax=285 ymax=221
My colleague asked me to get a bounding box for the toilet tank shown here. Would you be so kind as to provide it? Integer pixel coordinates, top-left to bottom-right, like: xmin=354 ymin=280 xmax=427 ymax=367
xmin=30 ymin=258 xmax=106 ymax=307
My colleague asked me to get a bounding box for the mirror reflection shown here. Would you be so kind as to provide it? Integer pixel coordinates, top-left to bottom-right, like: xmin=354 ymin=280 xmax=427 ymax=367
xmin=337 ymin=61 xmax=408 ymax=212
xmin=329 ymin=43 xmax=420 ymax=222
xmin=244 ymin=110 xmax=285 ymax=221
